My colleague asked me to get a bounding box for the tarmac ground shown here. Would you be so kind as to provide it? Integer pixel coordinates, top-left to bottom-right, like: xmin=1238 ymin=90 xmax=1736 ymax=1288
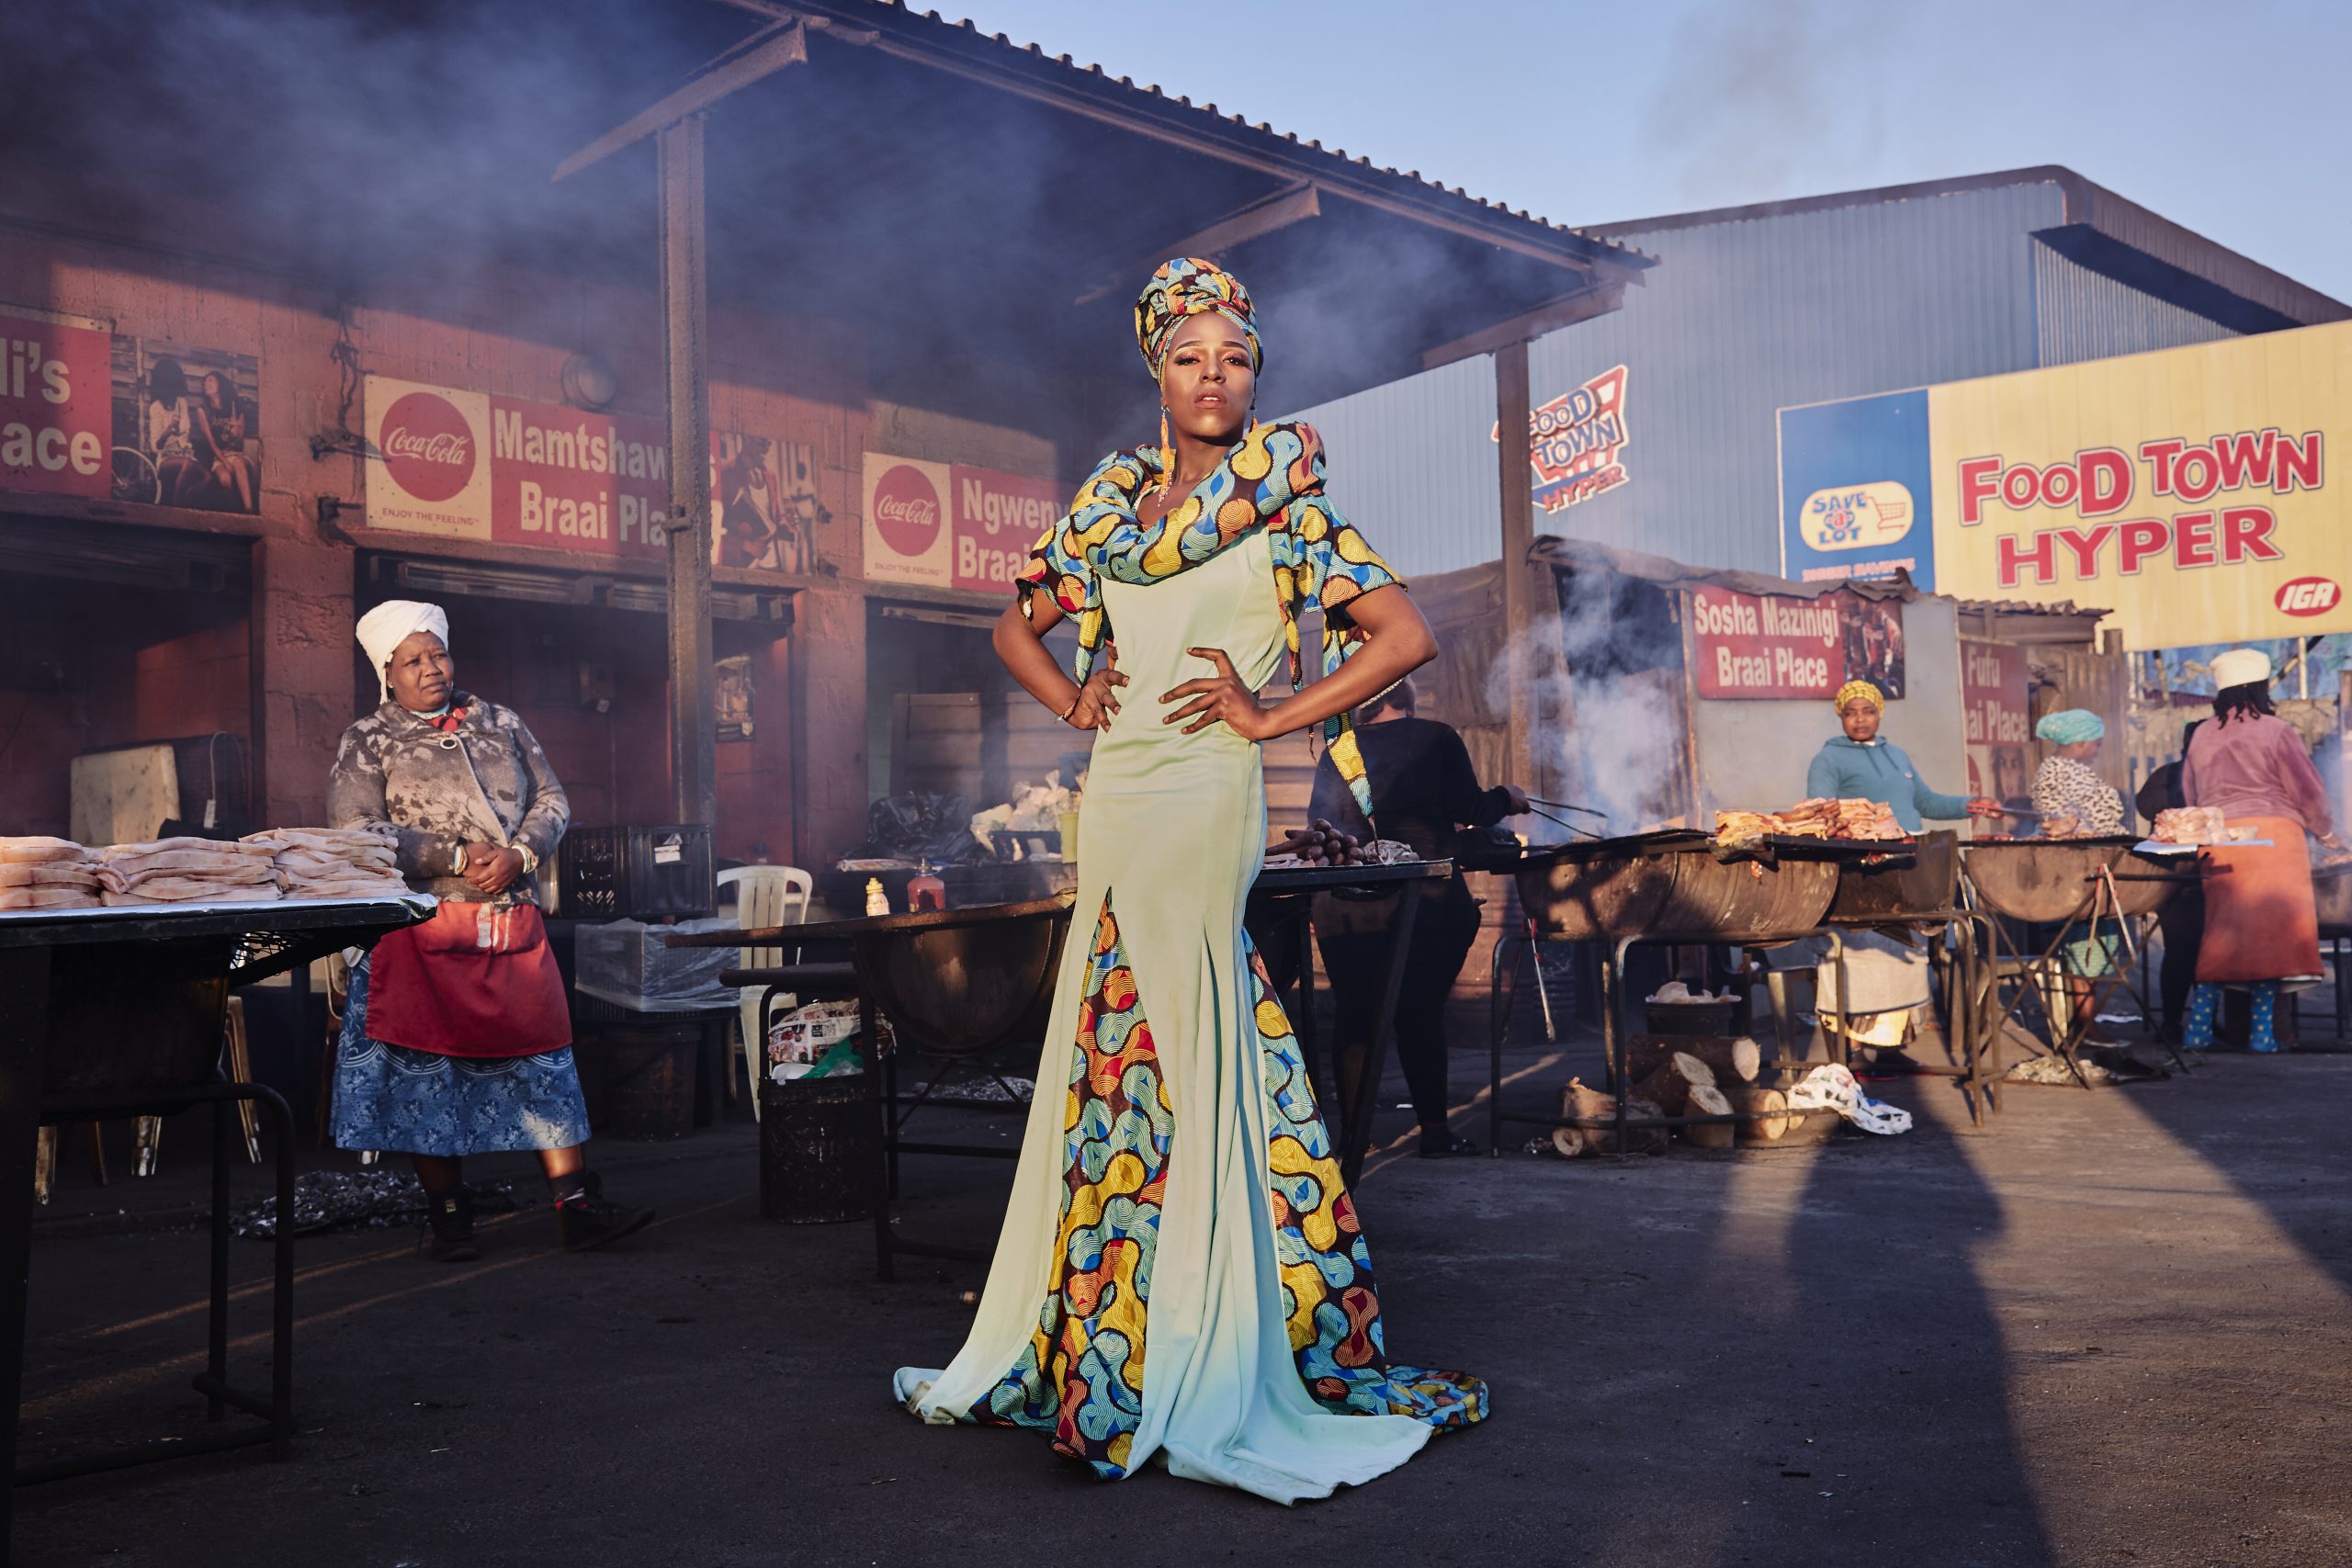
xmin=10 ymin=1003 xmax=2352 ymax=1567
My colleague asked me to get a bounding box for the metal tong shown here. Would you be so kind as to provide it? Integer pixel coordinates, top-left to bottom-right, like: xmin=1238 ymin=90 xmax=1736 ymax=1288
xmin=1522 ymin=796 xmax=1607 ymax=840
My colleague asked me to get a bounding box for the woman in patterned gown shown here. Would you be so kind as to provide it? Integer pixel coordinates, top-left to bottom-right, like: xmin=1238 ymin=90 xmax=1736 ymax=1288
xmin=893 ymin=260 xmax=1487 ymax=1502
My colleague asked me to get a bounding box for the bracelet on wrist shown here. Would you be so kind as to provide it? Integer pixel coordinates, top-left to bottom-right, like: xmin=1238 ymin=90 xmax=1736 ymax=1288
xmin=1057 ymin=691 xmax=1082 ymax=724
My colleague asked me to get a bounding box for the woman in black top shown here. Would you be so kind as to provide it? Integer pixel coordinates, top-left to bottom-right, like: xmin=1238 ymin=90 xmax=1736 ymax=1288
xmin=1308 ymin=679 xmax=1526 ymax=1156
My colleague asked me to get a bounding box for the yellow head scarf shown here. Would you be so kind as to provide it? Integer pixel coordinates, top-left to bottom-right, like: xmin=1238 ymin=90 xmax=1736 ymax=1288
xmin=1834 ymin=679 xmax=1884 ymax=715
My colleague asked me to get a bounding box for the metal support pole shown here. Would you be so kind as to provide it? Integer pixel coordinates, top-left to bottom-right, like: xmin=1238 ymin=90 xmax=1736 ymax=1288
xmin=1495 ymin=341 xmax=1538 ymax=791
xmin=0 ymin=948 xmax=51 ymax=1551
xmin=659 ymin=116 xmax=717 ymax=829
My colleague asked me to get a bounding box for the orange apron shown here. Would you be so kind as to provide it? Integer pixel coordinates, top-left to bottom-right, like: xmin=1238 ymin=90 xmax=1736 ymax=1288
xmin=2197 ymin=815 xmax=2322 ymax=983
xmin=365 ymin=900 xmax=571 ymax=1058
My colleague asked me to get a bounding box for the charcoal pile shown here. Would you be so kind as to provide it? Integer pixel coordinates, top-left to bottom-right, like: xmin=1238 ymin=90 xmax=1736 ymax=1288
xmin=227 ymin=1168 xmax=520 ymax=1238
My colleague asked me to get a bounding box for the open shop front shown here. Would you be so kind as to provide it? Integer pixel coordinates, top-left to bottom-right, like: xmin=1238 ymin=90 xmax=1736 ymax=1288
xmin=0 ymin=513 xmax=299 ymax=1187
xmin=857 ymin=595 xmax=1089 ymax=913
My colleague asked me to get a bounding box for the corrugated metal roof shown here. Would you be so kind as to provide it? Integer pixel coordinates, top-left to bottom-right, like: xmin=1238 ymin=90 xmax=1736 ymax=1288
xmin=753 ymin=1 xmax=1656 ymax=275
xmin=2034 ymin=238 xmax=2235 ymax=366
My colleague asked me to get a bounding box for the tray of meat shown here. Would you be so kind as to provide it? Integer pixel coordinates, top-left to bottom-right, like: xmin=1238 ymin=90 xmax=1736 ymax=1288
xmin=2152 ymin=807 xmax=2228 ymax=845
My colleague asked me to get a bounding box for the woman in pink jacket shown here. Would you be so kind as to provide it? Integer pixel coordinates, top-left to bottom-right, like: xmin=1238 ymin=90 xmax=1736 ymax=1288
xmin=2180 ymin=648 xmax=2343 ymax=1052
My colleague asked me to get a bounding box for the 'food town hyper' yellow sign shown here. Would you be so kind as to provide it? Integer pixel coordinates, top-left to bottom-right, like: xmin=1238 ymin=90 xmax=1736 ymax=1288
xmin=1779 ymin=320 xmax=2351 ymax=648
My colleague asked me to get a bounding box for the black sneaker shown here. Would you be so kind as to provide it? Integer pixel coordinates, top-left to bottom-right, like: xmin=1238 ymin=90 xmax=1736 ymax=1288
xmin=553 ymin=1172 xmax=655 ymax=1253
xmin=1418 ymin=1131 xmax=1479 ymax=1159
xmin=424 ymin=1188 xmax=480 ymax=1263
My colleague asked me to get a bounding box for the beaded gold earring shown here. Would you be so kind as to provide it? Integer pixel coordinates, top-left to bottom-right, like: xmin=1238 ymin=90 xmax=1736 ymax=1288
xmin=1159 ymin=404 xmax=1173 ymax=479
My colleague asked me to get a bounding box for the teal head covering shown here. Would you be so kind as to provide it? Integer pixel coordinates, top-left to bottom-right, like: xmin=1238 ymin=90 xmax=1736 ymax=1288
xmin=1136 ymin=257 xmax=1262 ymax=381
xmin=2035 ymin=708 xmax=2104 ymax=745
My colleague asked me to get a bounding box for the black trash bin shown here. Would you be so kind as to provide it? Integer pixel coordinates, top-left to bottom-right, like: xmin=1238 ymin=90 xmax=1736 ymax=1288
xmin=759 ymin=1073 xmax=880 ymax=1224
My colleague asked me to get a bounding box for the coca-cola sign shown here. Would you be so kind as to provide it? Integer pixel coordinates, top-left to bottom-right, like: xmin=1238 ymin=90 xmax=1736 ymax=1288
xmin=379 ymin=390 xmax=478 ymax=502
xmin=871 ymin=463 xmax=943 ymax=558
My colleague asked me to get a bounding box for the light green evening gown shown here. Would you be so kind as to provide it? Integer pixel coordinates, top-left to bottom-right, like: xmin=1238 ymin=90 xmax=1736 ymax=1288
xmin=894 ymin=531 xmax=1486 ymax=1503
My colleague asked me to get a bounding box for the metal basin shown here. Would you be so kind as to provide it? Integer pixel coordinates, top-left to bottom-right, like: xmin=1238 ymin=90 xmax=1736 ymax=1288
xmin=849 ymin=896 xmax=1072 ymax=1059
xmin=1829 ymin=830 xmax=1956 ymax=922
xmin=1513 ymin=850 xmax=1679 ymax=941
xmin=1514 ymin=831 xmax=1839 ymax=943
xmin=2314 ymin=867 xmax=2352 ymax=931
xmin=1650 ymin=852 xmax=1839 ymax=942
xmin=1963 ymin=838 xmax=2179 ymax=922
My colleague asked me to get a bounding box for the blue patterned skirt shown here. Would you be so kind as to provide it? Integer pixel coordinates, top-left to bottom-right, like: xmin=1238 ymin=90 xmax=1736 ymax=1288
xmin=332 ymin=954 xmax=591 ymax=1156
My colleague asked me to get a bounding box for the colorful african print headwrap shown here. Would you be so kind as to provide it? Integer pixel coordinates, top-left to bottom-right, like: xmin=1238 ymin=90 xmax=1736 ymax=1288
xmin=1834 ymin=679 xmax=1885 ymax=715
xmin=1135 ymin=257 xmax=1262 ymax=381
xmin=1014 ymin=421 xmax=1400 ymax=815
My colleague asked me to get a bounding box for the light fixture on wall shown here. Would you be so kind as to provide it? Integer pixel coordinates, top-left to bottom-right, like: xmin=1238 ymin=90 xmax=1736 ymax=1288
xmin=560 ymin=351 xmax=617 ymax=412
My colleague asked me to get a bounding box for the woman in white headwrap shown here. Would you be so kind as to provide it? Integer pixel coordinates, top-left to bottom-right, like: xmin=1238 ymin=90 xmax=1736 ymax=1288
xmin=329 ymin=600 xmax=652 ymax=1259
xmin=2179 ymin=648 xmax=2342 ymax=1052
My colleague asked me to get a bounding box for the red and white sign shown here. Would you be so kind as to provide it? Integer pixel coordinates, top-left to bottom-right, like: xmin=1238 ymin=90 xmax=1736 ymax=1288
xmin=1494 ymin=364 xmax=1633 ymax=514
xmin=0 ymin=312 xmax=111 ymax=499
xmin=951 ymin=466 xmax=1062 ymax=593
xmin=862 ymin=455 xmax=952 ymax=585
xmin=2275 ymin=575 xmax=2341 ymax=617
xmin=365 ymin=375 xmax=736 ymax=559
xmin=365 ymin=378 xmax=497 ymax=541
xmin=1689 ymin=584 xmax=1906 ymax=701
xmin=1960 ymin=637 xmax=2032 ymax=812
xmin=863 ymin=451 xmax=1061 ymax=592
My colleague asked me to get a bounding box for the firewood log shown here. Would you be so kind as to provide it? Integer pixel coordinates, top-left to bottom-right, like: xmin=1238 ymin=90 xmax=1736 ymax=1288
xmin=1626 ymin=1034 xmax=1760 ymax=1086
xmin=1724 ymin=1085 xmax=1790 ymax=1143
xmin=1630 ymin=1050 xmax=1715 ymax=1116
xmin=1559 ymin=1077 xmax=1667 ymax=1156
xmin=1682 ymin=1083 xmax=1736 ymax=1148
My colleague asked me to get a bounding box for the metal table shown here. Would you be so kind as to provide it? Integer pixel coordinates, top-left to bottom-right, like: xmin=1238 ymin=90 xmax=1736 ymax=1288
xmin=1962 ymin=838 xmax=2196 ymax=1086
xmin=1485 ymin=832 xmax=1904 ymax=1155
xmin=1 ymin=895 xmax=433 ymax=1549
xmin=669 ymin=860 xmax=1452 ymax=1280
xmin=675 ymin=896 xmax=1073 ymax=1280
xmin=1248 ymin=859 xmax=1453 ymax=1185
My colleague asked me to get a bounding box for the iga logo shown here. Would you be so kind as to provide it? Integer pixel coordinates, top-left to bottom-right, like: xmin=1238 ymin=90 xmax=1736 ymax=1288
xmin=2276 ymin=576 xmax=2341 ymax=617
xmin=871 ymin=463 xmax=943 ymax=557
xmin=379 ymin=391 xmax=477 ymax=502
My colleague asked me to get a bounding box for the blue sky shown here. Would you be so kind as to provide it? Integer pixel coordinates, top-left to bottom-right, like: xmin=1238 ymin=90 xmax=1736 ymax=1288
xmin=942 ymin=0 xmax=2351 ymax=303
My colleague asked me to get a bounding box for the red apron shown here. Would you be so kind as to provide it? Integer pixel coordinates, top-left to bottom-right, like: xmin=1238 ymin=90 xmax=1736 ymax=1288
xmin=366 ymin=900 xmax=572 ymax=1058
xmin=2197 ymin=814 xmax=2323 ymax=983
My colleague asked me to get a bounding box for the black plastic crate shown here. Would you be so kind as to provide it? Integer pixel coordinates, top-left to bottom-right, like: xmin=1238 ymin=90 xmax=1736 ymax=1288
xmin=558 ymin=824 xmax=714 ymax=919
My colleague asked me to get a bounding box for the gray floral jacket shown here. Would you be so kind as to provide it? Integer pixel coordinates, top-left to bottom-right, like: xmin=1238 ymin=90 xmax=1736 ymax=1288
xmin=327 ymin=696 xmax=570 ymax=908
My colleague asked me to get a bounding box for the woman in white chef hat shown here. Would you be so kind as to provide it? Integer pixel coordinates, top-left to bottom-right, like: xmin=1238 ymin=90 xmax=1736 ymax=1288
xmin=328 ymin=600 xmax=652 ymax=1259
xmin=2178 ymin=647 xmax=2343 ymax=1053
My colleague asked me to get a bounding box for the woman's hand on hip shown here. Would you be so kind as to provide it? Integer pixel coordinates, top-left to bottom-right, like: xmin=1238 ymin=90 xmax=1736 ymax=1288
xmin=1066 ymin=646 xmax=1127 ymax=731
xmin=462 ymin=841 xmax=525 ymax=895
xmin=1162 ymin=648 xmax=1275 ymax=740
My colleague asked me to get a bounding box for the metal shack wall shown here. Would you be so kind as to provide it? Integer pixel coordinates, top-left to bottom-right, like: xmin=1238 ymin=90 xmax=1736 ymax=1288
xmin=1295 ymin=180 xmax=2254 ymax=581
xmin=1689 ymin=594 xmax=1965 ymax=818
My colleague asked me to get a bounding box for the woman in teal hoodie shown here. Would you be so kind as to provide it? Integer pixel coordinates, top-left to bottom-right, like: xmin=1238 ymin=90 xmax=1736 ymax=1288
xmin=1806 ymin=679 xmax=1997 ymax=831
xmin=1792 ymin=680 xmax=1996 ymax=1068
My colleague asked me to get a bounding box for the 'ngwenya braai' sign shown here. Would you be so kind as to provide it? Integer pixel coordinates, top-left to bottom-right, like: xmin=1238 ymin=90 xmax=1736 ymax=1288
xmin=1779 ymin=321 xmax=2352 ymax=647
xmin=1688 ymin=584 xmax=1906 ymax=700
xmin=861 ymin=452 xmax=1064 ymax=593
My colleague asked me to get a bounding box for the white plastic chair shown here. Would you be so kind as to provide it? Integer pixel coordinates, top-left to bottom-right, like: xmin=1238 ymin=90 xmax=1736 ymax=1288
xmin=717 ymin=865 xmax=812 ymax=1119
